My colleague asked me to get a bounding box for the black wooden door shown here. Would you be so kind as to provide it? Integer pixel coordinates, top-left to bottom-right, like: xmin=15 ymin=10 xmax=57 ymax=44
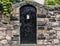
xmin=20 ymin=5 xmax=37 ymax=44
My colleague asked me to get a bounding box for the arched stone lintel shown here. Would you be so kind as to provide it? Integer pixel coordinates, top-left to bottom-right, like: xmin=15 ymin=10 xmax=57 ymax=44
xmin=11 ymin=1 xmax=47 ymax=16
xmin=12 ymin=1 xmax=47 ymax=12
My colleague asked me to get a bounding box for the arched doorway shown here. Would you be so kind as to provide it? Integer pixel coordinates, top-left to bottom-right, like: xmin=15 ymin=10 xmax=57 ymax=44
xmin=20 ymin=5 xmax=37 ymax=44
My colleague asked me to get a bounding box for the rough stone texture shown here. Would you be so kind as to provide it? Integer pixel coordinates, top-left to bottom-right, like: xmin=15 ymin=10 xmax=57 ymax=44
xmin=1 ymin=1 xmax=59 ymax=46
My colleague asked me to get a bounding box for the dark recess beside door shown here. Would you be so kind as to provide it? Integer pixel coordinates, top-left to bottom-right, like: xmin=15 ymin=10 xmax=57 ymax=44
xmin=20 ymin=5 xmax=37 ymax=44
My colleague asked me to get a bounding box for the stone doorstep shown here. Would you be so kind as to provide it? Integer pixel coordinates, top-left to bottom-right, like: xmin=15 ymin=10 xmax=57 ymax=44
xmin=20 ymin=44 xmax=36 ymax=46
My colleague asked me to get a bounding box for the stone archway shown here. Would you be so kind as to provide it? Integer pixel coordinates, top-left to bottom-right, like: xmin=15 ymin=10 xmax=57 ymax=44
xmin=11 ymin=1 xmax=47 ymax=44
xmin=19 ymin=1 xmax=41 ymax=44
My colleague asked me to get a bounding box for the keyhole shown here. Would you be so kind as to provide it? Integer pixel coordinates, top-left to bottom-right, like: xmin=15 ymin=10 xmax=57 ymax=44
xmin=26 ymin=14 xmax=30 ymax=19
